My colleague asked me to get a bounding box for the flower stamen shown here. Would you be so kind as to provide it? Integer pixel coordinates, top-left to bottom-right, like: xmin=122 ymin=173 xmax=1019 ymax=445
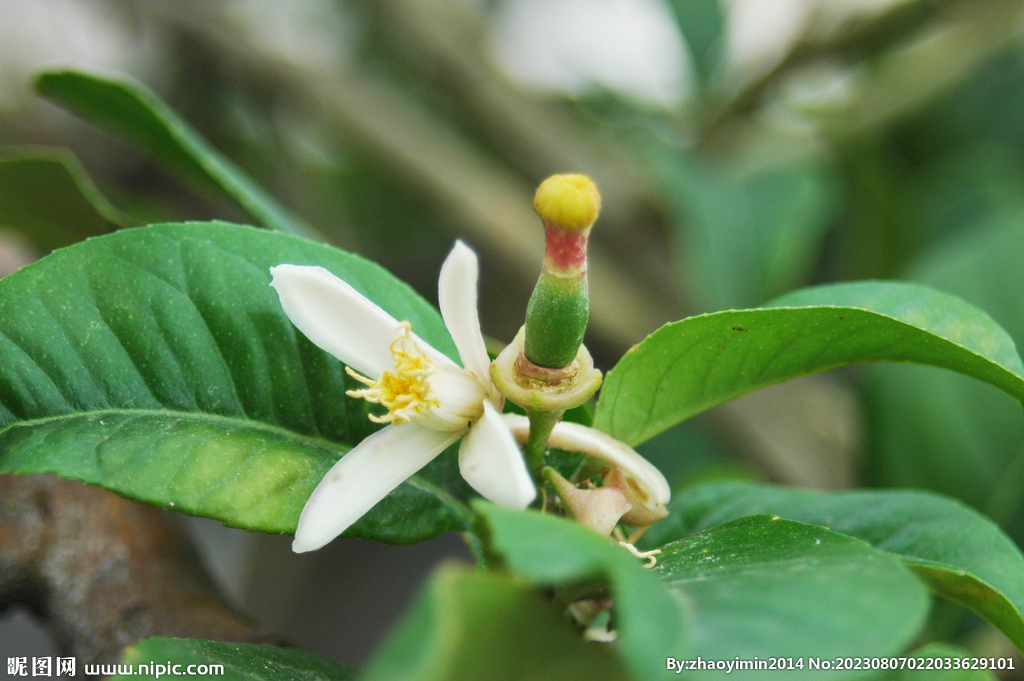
xmin=619 ymin=541 xmax=661 ymax=569
xmin=346 ymin=322 xmax=440 ymax=425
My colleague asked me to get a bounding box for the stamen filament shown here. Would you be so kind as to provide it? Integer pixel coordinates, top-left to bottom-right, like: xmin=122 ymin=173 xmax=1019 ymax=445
xmin=620 ymin=541 xmax=661 ymax=569
xmin=343 ymin=322 xmax=440 ymax=426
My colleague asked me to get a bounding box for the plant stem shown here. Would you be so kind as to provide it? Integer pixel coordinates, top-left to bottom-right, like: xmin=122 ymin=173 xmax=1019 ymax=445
xmin=525 ymin=408 xmax=564 ymax=472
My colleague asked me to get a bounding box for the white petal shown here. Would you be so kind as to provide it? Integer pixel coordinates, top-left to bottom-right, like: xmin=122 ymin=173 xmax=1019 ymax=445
xmin=419 ymin=363 xmax=488 ymax=431
xmin=459 ymin=401 xmax=536 ymax=508
xmin=292 ymin=424 xmax=460 ymax=552
xmin=438 ymin=241 xmax=491 ymax=383
xmin=270 ymin=265 xmax=400 ymax=378
xmin=500 ymin=413 xmax=531 ymax=440
xmin=548 ymin=421 xmax=671 ymax=506
xmin=500 ymin=414 xmax=670 ymax=506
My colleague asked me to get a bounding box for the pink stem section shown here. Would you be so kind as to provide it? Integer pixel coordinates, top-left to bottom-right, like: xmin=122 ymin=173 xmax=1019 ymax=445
xmin=543 ymin=223 xmax=590 ymax=275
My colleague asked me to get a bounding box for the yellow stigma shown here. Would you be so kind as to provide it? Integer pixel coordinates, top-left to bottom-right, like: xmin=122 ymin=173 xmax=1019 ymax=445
xmin=346 ymin=322 xmax=439 ymax=425
xmin=533 ymin=174 xmax=601 ymax=231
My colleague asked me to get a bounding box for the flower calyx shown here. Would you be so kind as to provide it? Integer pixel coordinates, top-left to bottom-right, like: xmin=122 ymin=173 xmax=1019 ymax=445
xmin=490 ymin=326 xmax=602 ymax=414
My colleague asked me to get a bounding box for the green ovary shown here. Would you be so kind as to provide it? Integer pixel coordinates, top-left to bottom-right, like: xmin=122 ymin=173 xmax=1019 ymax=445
xmin=524 ymin=272 xmax=588 ymax=368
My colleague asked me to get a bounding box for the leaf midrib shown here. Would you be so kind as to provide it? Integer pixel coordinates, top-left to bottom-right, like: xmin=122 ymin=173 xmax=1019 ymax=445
xmin=0 ymin=407 xmax=349 ymax=456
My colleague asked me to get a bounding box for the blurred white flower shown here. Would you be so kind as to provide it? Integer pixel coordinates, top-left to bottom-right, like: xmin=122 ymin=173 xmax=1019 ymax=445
xmin=488 ymin=0 xmax=691 ymax=107
xmin=487 ymin=0 xmax=908 ymax=107
xmin=725 ymin=0 xmax=909 ymax=86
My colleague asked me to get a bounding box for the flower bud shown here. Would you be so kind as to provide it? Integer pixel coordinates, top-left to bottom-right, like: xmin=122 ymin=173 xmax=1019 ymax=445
xmin=602 ymin=466 xmax=668 ymax=527
xmin=524 ymin=174 xmax=601 ymax=369
xmin=542 ymin=467 xmax=632 ymax=537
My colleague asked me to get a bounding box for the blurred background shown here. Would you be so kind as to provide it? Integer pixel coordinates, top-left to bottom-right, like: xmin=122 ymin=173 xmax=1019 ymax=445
xmin=2 ymin=0 xmax=1024 ymax=667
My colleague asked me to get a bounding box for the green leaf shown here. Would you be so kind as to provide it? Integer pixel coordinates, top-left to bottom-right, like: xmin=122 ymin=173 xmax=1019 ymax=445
xmin=0 ymin=148 xmax=134 ymax=252
xmin=0 ymin=221 xmax=468 ymax=543
xmin=645 ymin=481 xmax=1024 ymax=652
xmin=868 ymin=366 xmax=1024 ymax=535
xmin=664 ymin=0 xmax=724 ymax=87
xmin=113 ymin=638 xmax=355 ymax=681
xmin=473 ymin=502 xmax=680 ymax=681
xmin=362 ymin=564 xmax=628 ymax=681
xmin=870 ymin=216 xmax=1024 ymax=541
xmin=594 ymin=280 xmax=1024 ymax=446
xmin=35 ymin=69 xmax=313 ymax=237
xmin=655 ymin=516 xmax=929 ymax=678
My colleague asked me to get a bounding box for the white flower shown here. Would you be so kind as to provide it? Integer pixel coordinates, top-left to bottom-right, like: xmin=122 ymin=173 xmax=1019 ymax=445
xmin=271 ymin=241 xmax=536 ymax=552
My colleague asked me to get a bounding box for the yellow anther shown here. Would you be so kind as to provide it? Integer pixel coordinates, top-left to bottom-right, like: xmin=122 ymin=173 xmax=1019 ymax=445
xmin=533 ymin=174 xmax=601 ymax=231
xmin=346 ymin=322 xmax=439 ymax=425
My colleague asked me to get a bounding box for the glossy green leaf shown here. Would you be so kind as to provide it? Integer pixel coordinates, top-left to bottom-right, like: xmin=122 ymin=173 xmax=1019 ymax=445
xmin=473 ymin=502 xmax=680 ymax=681
xmin=362 ymin=564 xmax=628 ymax=681
xmin=594 ymin=280 xmax=1024 ymax=446
xmin=0 ymin=148 xmax=133 ymax=252
xmin=645 ymin=481 xmax=1024 ymax=652
xmin=0 ymin=221 xmax=469 ymax=543
xmin=35 ymin=69 xmax=313 ymax=237
xmin=655 ymin=516 xmax=929 ymax=679
xmin=113 ymin=638 xmax=355 ymax=681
